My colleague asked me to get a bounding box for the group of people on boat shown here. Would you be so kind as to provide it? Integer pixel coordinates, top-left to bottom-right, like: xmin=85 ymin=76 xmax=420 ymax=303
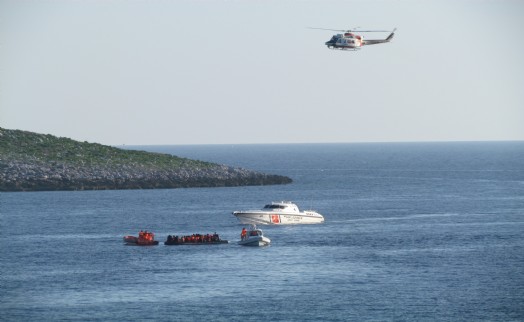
xmin=240 ymin=227 xmax=260 ymax=240
xmin=138 ymin=230 xmax=155 ymax=242
xmin=126 ymin=227 xmax=265 ymax=246
xmin=123 ymin=230 xmax=159 ymax=245
xmin=166 ymin=233 xmax=222 ymax=244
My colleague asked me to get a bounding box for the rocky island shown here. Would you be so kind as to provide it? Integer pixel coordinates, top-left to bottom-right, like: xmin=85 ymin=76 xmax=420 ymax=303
xmin=0 ymin=128 xmax=292 ymax=192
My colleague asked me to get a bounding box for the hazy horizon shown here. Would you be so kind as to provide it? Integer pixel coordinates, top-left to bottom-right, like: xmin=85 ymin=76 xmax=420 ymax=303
xmin=1 ymin=0 xmax=523 ymax=145
xmin=4 ymin=126 xmax=524 ymax=148
xmin=123 ymin=138 xmax=524 ymax=147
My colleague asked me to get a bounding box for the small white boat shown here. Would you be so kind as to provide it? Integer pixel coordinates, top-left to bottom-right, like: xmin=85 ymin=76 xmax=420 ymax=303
xmin=238 ymin=226 xmax=271 ymax=247
xmin=233 ymin=201 xmax=324 ymax=225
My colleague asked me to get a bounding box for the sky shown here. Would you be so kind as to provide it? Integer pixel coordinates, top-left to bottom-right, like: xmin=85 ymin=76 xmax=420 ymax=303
xmin=1 ymin=0 xmax=523 ymax=145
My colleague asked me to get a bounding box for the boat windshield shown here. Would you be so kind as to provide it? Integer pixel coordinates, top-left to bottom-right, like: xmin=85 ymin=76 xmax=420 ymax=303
xmin=263 ymin=204 xmax=286 ymax=209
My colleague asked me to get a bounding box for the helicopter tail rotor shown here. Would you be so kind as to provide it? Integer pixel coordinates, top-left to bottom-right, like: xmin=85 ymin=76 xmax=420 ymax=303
xmin=386 ymin=28 xmax=397 ymax=41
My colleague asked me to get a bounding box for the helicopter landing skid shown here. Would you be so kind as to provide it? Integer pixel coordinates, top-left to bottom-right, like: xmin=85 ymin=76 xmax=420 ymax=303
xmin=328 ymin=47 xmax=360 ymax=51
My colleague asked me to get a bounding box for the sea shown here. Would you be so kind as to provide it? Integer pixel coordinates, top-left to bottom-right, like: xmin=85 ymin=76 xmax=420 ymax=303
xmin=1 ymin=142 xmax=523 ymax=321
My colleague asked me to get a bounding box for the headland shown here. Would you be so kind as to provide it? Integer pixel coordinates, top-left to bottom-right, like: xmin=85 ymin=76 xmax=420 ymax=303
xmin=0 ymin=128 xmax=292 ymax=192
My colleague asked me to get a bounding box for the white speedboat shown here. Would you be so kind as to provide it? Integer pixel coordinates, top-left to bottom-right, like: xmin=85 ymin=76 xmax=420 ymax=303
xmin=238 ymin=226 xmax=271 ymax=247
xmin=233 ymin=201 xmax=324 ymax=225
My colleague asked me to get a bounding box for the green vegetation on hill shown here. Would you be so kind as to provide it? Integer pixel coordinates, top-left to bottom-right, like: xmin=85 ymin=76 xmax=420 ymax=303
xmin=0 ymin=128 xmax=292 ymax=192
xmin=0 ymin=127 xmax=210 ymax=169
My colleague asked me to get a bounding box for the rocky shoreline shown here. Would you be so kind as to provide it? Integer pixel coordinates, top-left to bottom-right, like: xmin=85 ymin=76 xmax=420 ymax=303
xmin=0 ymin=128 xmax=292 ymax=192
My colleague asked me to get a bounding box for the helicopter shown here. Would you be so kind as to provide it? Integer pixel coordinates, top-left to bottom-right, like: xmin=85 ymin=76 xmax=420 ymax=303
xmin=310 ymin=27 xmax=397 ymax=50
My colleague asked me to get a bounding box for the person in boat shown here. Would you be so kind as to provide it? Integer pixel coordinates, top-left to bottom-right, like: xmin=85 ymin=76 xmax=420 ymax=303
xmin=241 ymin=227 xmax=247 ymax=240
xmin=146 ymin=231 xmax=154 ymax=241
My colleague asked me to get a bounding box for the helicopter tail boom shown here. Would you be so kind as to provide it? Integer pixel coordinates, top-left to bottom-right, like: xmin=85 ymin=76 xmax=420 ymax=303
xmin=362 ymin=28 xmax=396 ymax=46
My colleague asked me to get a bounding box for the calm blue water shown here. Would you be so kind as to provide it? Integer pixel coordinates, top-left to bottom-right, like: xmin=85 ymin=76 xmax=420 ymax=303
xmin=1 ymin=142 xmax=524 ymax=321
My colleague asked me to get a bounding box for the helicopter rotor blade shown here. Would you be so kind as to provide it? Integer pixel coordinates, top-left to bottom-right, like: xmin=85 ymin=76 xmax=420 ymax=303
xmin=308 ymin=27 xmax=347 ymax=32
xmin=348 ymin=30 xmax=391 ymax=32
xmin=309 ymin=27 xmax=393 ymax=33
